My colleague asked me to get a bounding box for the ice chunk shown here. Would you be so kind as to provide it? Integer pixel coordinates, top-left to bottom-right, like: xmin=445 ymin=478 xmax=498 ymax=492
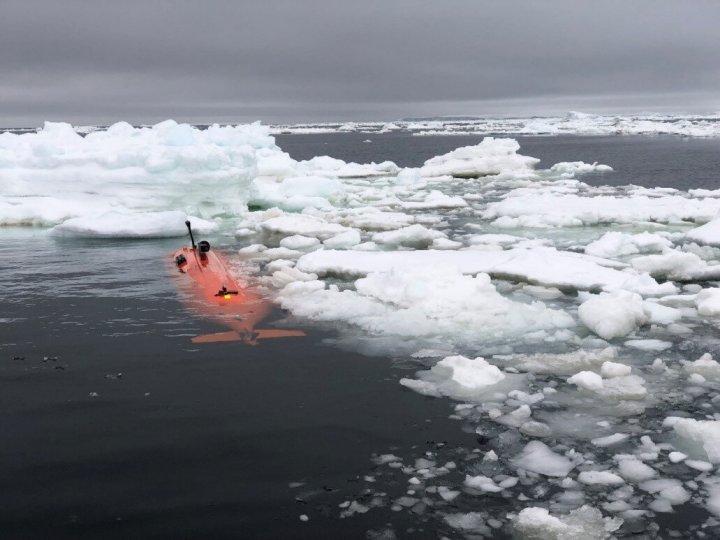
xmin=420 ymin=137 xmax=539 ymax=178
xmin=685 ymin=353 xmax=720 ymax=380
xmin=600 ymin=361 xmax=632 ymax=378
xmin=577 ymin=471 xmax=625 ymax=485
xmin=664 ymin=417 xmax=720 ymax=463
xmin=279 ymin=235 xmax=321 ymax=251
xmin=686 ymin=212 xmax=720 ymax=246
xmin=616 ymin=458 xmax=656 ymax=482
xmin=444 ymin=512 xmax=490 ymax=535
xmin=501 ymin=347 xmax=617 ymax=376
xmin=568 ymin=371 xmax=604 ymax=393
xmin=323 ymin=229 xmax=361 ymax=249
xmin=400 ymin=355 xmax=506 ymax=401
xmin=696 ymin=289 xmax=720 ymax=317
xmin=624 ymin=339 xmax=672 ymax=351
xmin=578 ymin=292 xmax=648 ymax=340
xmin=513 ymin=505 xmax=622 ymax=540
xmin=512 ymin=441 xmax=575 ymax=477
xmin=259 ymin=214 xmax=351 ymax=239
xmin=591 ymin=433 xmax=629 ymax=447
xmin=585 ymin=232 xmax=672 ymax=259
xmin=248 ymin=175 xmax=346 ymax=211
xmin=464 ymin=475 xmax=505 ymax=493
xmin=372 ymin=224 xmax=444 ymax=248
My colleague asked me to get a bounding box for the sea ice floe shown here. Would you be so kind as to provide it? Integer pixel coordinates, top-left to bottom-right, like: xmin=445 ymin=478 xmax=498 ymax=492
xmin=49 ymin=211 xmax=217 ymax=238
xmin=277 ymin=265 xmax=574 ymax=350
xmin=485 ymin=191 xmax=720 ymax=229
xmin=419 ymin=137 xmax=539 ymax=178
xmin=0 ymin=120 xmax=269 ymax=230
xmin=296 ymin=247 xmax=671 ymax=294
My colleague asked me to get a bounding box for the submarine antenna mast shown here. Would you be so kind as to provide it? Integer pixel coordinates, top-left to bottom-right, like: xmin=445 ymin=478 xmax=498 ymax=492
xmin=185 ymin=220 xmax=197 ymax=249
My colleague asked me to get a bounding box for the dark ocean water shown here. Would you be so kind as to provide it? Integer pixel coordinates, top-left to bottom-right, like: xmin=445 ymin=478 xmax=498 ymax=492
xmin=1 ymin=133 xmax=719 ymax=539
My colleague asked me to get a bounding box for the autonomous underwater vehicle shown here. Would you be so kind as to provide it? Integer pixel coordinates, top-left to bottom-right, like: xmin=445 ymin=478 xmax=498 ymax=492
xmin=172 ymin=221 xmax=305 ymax=345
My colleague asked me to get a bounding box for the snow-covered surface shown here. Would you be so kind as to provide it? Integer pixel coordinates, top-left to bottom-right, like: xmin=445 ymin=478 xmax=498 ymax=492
xmin=8 ymin=117 xmax=720 ymax=537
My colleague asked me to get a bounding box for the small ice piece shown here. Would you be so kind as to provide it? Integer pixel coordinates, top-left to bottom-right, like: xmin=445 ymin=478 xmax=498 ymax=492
xmin=568 ymin=371 xmax=604 ymax=393
xmin=323 ymin=229 xmax=361 ymax=250
xmin=707 ymin=483 xmax=720 ymax=516
xmin=578 ymin=292 xmax=648 ymax=340
xmin=616 ymin=458 xmax=657 ymax=482
xmin=624 ymin=339 xmax=672 ymax=352
xmin=696 ymin=289 xmax=720 ymax=317
xmin=444 ymin=512 xmax=490 ymax=535
xmin=685 ymin=459 xmax=713 ymax=472
xmin=513 ymin=505 xmax=623 ymax=540
xmin=484 ymin=450 xmax=499 ymax=462
xmin=591 ymin=433 xmax=629 ymax=448
xmin=600 ymin=362 xmax=632 ymax=378
xmin=522 ymin=285 xmax=564 ymax=300
xmin=577 ymin=471 xmax=625 ymax=486
xmin=299 ymin=514 xmax=309 ymax=522
xmin=584 ymin=231 xmax=672 ymax=259
xmin=686 ymin=213 xmax=720 ymax=246
xmin=685 ymin=353 xmax=720 ymax=380
xmin=279 ymin=235 xmax=321 ymax=251
xmin=400 ymin=355 xmax=506 ymax=401
xmin=520 ymin=421 xmax=553 ymax=438
xmin=512 ymin=441 xmax=575 ymax=477
xmin=504 ymin=347 xmax=617 ymax=376
xmin=464 ymin=475 xmax=505 ymax=493
xmin=668 ymin=452 xmax=687 ymax=463
xmin=372 ymin=224 xmax=444 ymax=248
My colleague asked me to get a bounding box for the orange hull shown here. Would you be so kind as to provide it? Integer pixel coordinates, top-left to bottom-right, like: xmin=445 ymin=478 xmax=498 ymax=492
xmin=172 ymin=245 xmax=304 ymax=344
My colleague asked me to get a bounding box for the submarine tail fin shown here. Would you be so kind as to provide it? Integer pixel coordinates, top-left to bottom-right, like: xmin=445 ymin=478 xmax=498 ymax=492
xmin=254 ymin=329 xmax=306 ymax=339
xmin=191 ymin=329 xmax=305 ymax=344
xmin=192 ymin=331 xmax=242 ymax=344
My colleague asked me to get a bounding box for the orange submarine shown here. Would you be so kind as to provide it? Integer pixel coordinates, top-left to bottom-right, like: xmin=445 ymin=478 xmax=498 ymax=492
xmin=172 ymin=221 xmax=305 ymax=345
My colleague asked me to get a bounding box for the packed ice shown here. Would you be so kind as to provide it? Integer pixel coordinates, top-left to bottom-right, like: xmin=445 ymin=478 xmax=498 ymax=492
xmin=6 ymin=117 xmax=720 ymax=538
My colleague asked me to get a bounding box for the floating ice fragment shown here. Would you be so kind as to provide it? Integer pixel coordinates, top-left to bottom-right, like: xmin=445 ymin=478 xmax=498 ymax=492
xmin=591 ymin=433 xmax=629 ymax=447
xmin=420 ymin=137 xmax=538 ymax=178
xmin=512 ymin=441 xmax=575 ymax=477
xmin=578 ymin=471 xmax=625 ymax=485
xmin=578 ymin=291 xmax=648 ymax=340
xmin=513 ymin=505 xmax=622 ymax=540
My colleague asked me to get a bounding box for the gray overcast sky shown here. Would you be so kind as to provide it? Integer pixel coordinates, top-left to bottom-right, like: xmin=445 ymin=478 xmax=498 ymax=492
xmin=1 ymin=0 xmax=719 ymax=126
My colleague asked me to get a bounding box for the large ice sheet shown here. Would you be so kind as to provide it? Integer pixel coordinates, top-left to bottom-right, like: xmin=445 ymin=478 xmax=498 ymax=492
xmin=485 ymin=191 xmax=720 ymax=228
xmin=296 ymin=247 xmax=669 ymax=294
xmin=0 ymin=120 xmax=273 ymax=228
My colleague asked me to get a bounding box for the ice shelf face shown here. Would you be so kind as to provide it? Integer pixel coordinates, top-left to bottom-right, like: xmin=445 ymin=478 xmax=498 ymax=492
xmin=6 ymin=119 xmax=720 ymax=536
